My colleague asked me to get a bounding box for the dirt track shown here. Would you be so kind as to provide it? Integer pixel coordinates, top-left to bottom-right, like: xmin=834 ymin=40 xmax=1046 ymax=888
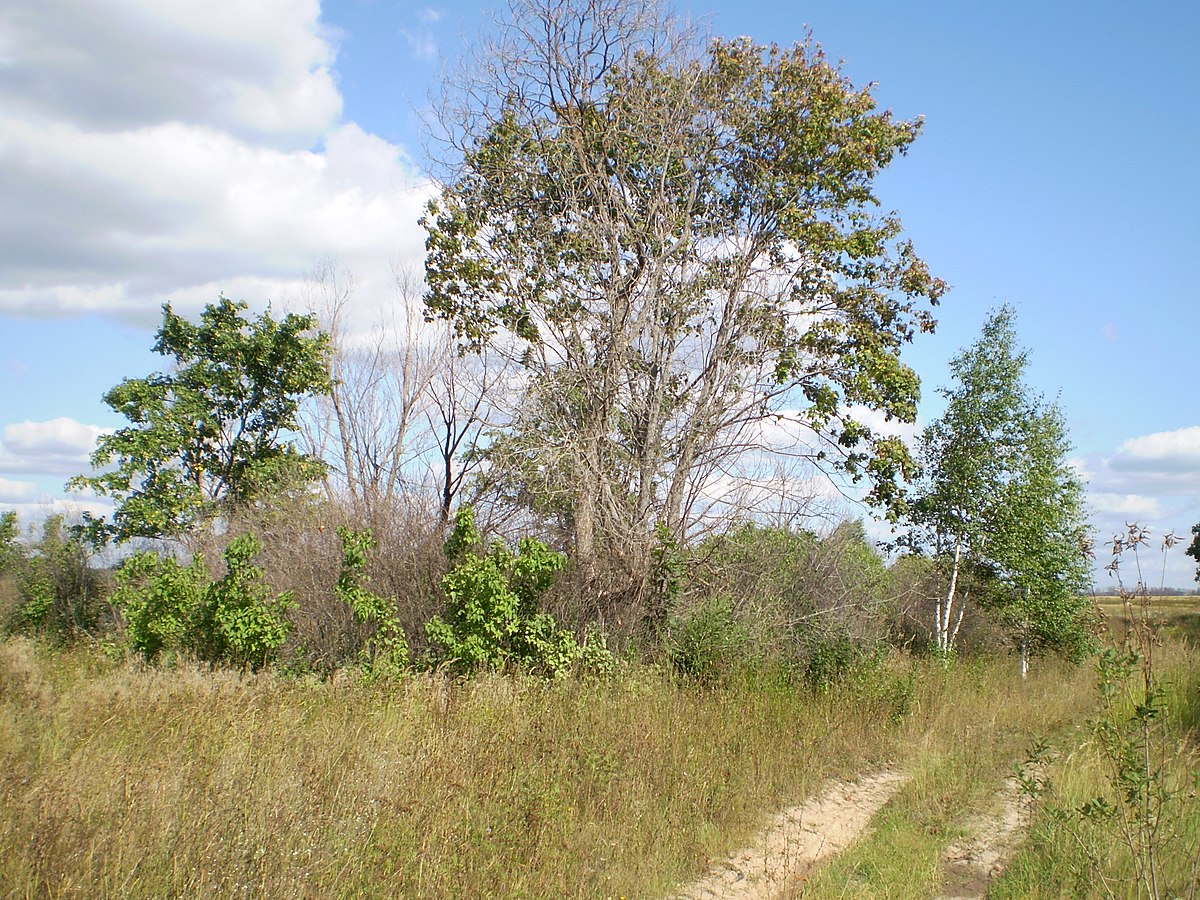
xmin=938 ymin=772 xmax=1034 ymax=899
xmin=673 ymin=770 xmax=909 ymax=900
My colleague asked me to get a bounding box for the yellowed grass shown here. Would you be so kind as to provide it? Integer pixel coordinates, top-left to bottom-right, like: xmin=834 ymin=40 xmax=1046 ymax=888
xmin=0 ymin=639 xmax=1099 ymax=899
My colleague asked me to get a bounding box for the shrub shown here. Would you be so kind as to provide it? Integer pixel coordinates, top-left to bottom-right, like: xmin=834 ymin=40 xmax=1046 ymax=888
xmin=112 ymin=551 xmax=207 ymax=661
xmin=335 ymin=527 xmax=409 ymax=679
xmin=112 ymin=534 xmax=293 ymax=670
xmin=200 ymin=535 xmax=295 ymax=669
xmin=426 ymin=507 xmax=589 ymax=676
xmin=667 ymin=594 xmax=751 ymax=683
xmin=8 ymin=515 xmax=111 ymax=641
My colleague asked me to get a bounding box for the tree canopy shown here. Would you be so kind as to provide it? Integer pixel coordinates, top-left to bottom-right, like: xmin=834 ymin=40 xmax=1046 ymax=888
xmin=424 ymin=0 xmax=945 ymax=593
xmin=905 ymin=305 xmax=1092 ymax=667
xmin=71 ymin=298 xmax=332 ymax=543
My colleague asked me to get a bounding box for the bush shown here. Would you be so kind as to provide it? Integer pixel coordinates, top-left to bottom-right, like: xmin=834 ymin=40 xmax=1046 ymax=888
xmin=335 ymin=527 xmax=409 ymax=679
xmin=7 ymin=515 xmax=111 ymax=641
xmin=112 ymin=551 xmax=206 ymax=661
xmin=426 ymin=507 xmax=596 ymax=677
xmin=682 ymin=520 xmax=891 ymax=680
xmin=113 ymin=534 xmax=293 ymax=670
xmin=667 ymin=594 xmax=751 ymax=683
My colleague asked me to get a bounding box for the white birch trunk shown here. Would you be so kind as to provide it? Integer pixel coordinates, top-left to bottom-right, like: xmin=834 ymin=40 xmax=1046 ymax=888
xmin=937 ymin=537 xmax=964 ymax=657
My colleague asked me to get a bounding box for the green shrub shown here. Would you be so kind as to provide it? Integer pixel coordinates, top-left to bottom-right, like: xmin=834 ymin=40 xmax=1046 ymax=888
xmin=335 ymin=527 xmax=409 ymax=679
xmin=9 ymin=515 xmax=110 ymax=640
xmin=113 ymin=534 xmax=293 ymax=670
xmin=667 ymin=594 xmax=751 ymax=683
xmin=112 ymin=551 xmax=207 ymax=661
xmin=201 ymin=535 xmax=295 ymax=669
xmin=426 ymin=507 xmax=588 ymax=677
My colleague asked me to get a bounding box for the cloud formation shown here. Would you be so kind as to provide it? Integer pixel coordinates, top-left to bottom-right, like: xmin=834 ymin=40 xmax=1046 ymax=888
xmin=1078 ymin=425 xmax=1200 ymax=587
xmin=0 ymin=0 xmax=432 ymax=330
xmin=0 ymin=417 xmax=110 ymax=476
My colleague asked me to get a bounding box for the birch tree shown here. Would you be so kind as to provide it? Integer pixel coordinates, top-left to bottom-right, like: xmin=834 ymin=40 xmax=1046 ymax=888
xmin=424 ymin=0 xmax=945 ymax=598
xmin=907 ymin=305 xmax=1091 ymax=663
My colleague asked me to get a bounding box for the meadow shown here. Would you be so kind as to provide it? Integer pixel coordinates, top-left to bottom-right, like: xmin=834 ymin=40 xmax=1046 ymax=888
xmin=4 ymin=625 xmax=1193 ymax=898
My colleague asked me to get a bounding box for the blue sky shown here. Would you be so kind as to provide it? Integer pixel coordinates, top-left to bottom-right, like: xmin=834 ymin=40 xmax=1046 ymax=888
xmin=1 ymin=0 xmax=1197 ymax=584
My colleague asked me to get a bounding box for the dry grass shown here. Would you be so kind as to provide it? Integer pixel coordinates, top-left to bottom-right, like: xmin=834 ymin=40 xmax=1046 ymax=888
xmin=0 ymin=639 xmax=1099 ymax=898
xmin=990 ymin=638 xmax=1200 ymax=899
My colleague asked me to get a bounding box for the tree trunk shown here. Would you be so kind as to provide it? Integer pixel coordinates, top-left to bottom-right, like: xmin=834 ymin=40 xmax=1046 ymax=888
xmin=938 ymin=536 xmax=964 ymax=657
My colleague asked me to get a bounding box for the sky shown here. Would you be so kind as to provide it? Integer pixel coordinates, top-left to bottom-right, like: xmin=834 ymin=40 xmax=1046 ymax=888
xmin=0 ymin=0 xmax=1197 ymax=585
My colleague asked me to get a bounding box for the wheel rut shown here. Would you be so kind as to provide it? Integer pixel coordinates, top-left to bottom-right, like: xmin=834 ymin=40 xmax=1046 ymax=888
xmin=672 ymin=769 xmax=908 ymax=900
xmin=937 ymin=771 xmax=1036 ymax=899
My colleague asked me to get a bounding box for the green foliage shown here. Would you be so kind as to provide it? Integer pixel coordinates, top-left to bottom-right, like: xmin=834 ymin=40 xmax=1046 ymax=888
xmin=71 ymin=297 xmax=331 ymax=543
xmin=113 ymin=534 xmax=293 ymax=670
xmin=667 ymin=594 xmax=751 ymax=684
xmin=9 ymin=515 xmax=110 ymax=640
xmin=201 ymin=535 xmax=295 ymax=670
xmin=685 ymin=520 xmax=890 ymax=679
xmin=426 ymin=507 xmax=589 ymax=676
xmin=334 ymin=527 xmax=410 ymax=679
xmin=112 ymin=551 xmax=207 ymax=661
xmin=425 ymin=8 xmax=944 ymax=565
xmin=906 ymin=305 xmax=1093 ymax=662
xmin=0 ymin=512 xmax=19 ymax=574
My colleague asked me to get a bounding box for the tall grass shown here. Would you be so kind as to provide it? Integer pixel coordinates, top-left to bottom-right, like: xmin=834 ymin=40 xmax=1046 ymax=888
xmin=991 ymin=638 xmax=1200 ymax=899
xmin=0 ymin=638 xmax=1099 ymax=898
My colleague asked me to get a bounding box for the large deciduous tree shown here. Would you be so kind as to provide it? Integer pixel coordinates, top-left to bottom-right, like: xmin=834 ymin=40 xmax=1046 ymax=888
xmin=71 ymin=298 xmax=332 ymax=543
xmin=424 ymin=0 xmax=945 ymax=599
xmin=906 ymin=305 xmax=1092 ymax=667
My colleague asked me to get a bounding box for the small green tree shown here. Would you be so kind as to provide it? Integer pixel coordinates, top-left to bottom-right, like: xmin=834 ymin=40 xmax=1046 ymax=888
xmin=426 ymin=507 xmax=581 ymax=675
xmin=71 ymin=297 xmax=331 ymax=543
xmin=334 ymin=527 xmax=410 ymax=679
xmin=112 ymin=535 xmax=294 ymax=670
xmin=907 ymin=305 xmax=1093 ymax=667
xmin=12 ymin=515 xmax=110 ymax=640
xmin=986 ymin=402 xmax=1094 ymax=674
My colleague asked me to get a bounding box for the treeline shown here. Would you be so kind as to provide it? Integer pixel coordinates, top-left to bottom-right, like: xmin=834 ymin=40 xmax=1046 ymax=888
xmin=0 ymin=503 xmax=1017 ymax=686
xmin=0 ymin=0 xmax=1105 ymax=683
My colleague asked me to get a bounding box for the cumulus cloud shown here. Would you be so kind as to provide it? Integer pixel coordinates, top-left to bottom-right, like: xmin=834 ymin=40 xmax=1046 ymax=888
xmin=1077 ymin=424 xmax=1200 ymax=587
xmin=1112 ymin=426 xmax=1200 ymax=473
xmin=0 ymin=476 xmax=38 ymax=505
xmin=0 ymin=0 xmax=433 ymax=330
xmin=0 ymin=0 xmax=341 ymax=146
xmin=0 ymin=417 xmax=110 ymax=476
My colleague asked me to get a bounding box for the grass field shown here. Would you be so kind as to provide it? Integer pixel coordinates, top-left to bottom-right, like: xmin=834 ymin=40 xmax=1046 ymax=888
xmin=1 ymin=599 xmax=1196 ymax=898
xmin=0 ymin=638 xmax=1100 ymax=899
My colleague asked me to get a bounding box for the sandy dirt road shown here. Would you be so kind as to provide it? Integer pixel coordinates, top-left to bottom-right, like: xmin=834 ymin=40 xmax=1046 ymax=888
xmin=673 ymin=770 xmax=909 ymax=900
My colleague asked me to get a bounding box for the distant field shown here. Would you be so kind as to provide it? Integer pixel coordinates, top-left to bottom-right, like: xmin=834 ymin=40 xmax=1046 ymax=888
xmin=1093 ymin=594 xmax=1200 ymax=643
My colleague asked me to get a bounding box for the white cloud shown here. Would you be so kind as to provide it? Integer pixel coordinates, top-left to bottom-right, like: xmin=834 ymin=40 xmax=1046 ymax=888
xmin=1077 ymin=425 xmax=1200 ymax=588
xmin=1113 ymin=425 xmax=1200 ymax=472
xmin=0 ymin=0 xmax=433 ymax=331
xmin=0 ymin=476 xmax=38 ymax=505
xmin=0 ymin=417 xmax=110 ymax=476
xmin=1088 ymin=492 xmax=1162 ymax=520
xmin=0 ymin=0 xmax=341 ymax=147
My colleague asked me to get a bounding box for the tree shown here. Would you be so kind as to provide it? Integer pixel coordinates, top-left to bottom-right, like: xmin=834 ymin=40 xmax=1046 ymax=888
xmin=302 ymin=264 xmax=439 ymax=521
xmin=424 ymin=0 xmax=945 ymax=600
xmin=1187 ymin=523 xmax=1200 ymax=582
xmin=71 ymin=298 xmax=332 ymax=543
xmin=986 ymin=402 xmax=1094 ymax=674
xmin=906 ymin=305 xmax=1092 ymax=667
